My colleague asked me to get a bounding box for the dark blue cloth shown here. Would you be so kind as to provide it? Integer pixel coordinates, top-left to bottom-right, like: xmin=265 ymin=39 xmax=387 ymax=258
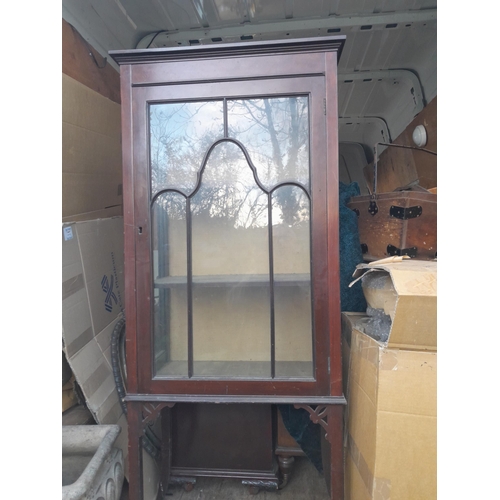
xmin=339 ymin=181 xmax=367 ymax=313
xmin=278 ymin=404 xmax=323 ymax=473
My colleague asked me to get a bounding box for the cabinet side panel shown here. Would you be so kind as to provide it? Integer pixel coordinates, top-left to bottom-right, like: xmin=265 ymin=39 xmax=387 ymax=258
xmin=121 ymin=64 xmax=139 ymax=393
xmin=325 ymin=52 xmax=342 ymax=396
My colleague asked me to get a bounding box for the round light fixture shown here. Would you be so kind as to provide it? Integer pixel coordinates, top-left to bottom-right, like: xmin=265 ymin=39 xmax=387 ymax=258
xmin=412 ymin=124 xmax=427 ymax=147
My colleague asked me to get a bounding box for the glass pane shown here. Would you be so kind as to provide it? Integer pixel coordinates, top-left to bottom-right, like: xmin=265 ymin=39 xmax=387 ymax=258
xmin=227 ymin=96 xmax=310 ymax=190
xmin=191 ymin=141 xmax=271 ymax=378
xmin=272 ymin=186 xmax=313 ymax=378
xmin=152 ymin=192 xmax=188 ymax=377
xmin=150 ymin=101 xmax=224 ymax=196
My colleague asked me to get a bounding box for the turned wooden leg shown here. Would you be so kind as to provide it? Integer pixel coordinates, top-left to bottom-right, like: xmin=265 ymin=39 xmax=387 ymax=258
xmin=127 ymin=401 xmax=144 ymax=500
xmin=248 ymin=485 xmax=260 ymax=495
xmin=278 ymin=455 xmax=295 ymax=488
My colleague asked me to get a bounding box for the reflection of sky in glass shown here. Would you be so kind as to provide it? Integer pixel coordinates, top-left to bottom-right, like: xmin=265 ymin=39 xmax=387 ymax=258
xmin=149 ymin=96 xmax=310 ymax=204
xmin=228 ymin=97 xmax=309 ymax=190
xmin=150 ymin=101 xmax=224 ymax=195
xmin=192 ymin=141 xmax=268 ymax=229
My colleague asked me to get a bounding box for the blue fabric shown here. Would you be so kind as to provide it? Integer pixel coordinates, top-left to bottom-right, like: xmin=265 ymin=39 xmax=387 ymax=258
xmin=278 ymin=404 xmax=323 ymax=472
xmin=338 ymin=181 xmax=367 ymax=313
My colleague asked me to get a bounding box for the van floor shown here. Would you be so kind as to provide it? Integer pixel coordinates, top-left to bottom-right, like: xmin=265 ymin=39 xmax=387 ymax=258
xmin=120 ymin=456 xmax=330 ymax=499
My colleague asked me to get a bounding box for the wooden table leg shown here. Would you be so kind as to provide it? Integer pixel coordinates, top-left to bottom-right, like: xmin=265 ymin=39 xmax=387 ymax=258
xmin=127 ymin=401 xmax=144 ymax=500
xmin=326 ymin=405 xmax=344 ymax=500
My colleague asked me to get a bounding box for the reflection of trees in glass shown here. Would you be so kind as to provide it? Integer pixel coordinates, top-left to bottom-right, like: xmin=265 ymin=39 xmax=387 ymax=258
xmin=228 ymin=97 xmax=309 ymax=189
xmin=193 ymin=142 xmax=268 ymax=229
xmin=228 ymin=97 xmax=309 ymax=226
xmin=272 ymin=185 xmax=310 ymax=228
xmin=150 ymin=97 xmax=310 ymax=228
xmin=150 ymin=101 xmax=224 ymax=195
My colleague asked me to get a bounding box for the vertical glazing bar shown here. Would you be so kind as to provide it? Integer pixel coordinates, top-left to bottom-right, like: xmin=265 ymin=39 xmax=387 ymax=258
xmin=308 ymin=95 xmax=316 ymax=378
xmin=223 ymin=98 xmax=228 ymax=138
xmin=268 ymin=193 xmax=275 ymax=379
xmin=186 ymin=197 xmax=194 ymax=378
xmin=309 ymin=197 xmax=316 ymax=376
xmin=158 ymin=203 xmax=170 ymax=368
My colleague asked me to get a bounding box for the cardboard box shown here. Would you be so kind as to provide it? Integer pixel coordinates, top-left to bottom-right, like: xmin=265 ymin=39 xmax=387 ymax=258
xmin=62 ymin=376 xmax=77 ymax=413
xmin=62 ymin=217 xmax=160 ymax=500
xmin=341 ymin=312 xmax=367 ymax=397
xmin=62 ymin=73 xmax=123 ymax=222
xmin=342 ymin=312 xmax=437 ymax=500
xmin=350 ymin=257 xmax=437 ymax=351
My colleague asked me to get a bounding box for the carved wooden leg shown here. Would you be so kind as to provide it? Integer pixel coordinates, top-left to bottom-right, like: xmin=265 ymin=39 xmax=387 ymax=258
xmin=183 ymin=482 xmax=195 ymax=492
xmin=127 ymin=401 xmax=144 ymax=500
xmin=277 ymin=455 xmax=295 ymax=488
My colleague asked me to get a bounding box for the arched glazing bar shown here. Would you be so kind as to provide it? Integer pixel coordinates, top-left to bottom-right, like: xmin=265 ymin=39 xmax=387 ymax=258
xmin=152 ymin=137 xmax=310 ymax=203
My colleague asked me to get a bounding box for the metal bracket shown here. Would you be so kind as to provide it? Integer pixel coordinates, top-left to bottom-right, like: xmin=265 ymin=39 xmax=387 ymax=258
xmin=352 ymin=208 xmax=360 ymax=217
xmin=361 ymin=244 xmax=368 ymax=254
xmin=368 ymin=200 xmax=378 ymax=216
xmin=387 ymin=244 xmax=417 ymax=258
xmin=389 ymin=205 xmax=422 ymax=220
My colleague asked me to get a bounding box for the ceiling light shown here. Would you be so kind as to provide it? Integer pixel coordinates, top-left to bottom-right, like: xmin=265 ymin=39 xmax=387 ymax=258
xmin=412 ymin=125 xmax=427 ymax=147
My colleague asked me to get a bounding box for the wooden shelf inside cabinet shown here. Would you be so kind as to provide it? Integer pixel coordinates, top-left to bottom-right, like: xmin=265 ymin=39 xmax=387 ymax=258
xmin=154 ymin=273 xmax=310 ymax=288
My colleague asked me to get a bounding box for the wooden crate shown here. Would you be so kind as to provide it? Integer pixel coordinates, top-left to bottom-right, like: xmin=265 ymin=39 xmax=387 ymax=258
xmin=347 ymin=191 xmax=437 ymax=261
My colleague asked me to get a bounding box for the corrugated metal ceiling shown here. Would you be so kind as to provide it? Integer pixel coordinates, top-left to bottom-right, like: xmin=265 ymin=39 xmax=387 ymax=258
xmin=62 ymin=0 xmax=436 ymax=166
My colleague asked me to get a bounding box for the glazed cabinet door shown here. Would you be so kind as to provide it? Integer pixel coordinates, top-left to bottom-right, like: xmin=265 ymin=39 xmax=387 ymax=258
xmin=131 ymin=76 xmax=334 ymax=396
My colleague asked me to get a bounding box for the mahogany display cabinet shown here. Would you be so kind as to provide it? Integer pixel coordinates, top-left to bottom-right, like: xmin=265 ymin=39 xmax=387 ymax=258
xmin=110 ymin=35 xmax=346 ymax=499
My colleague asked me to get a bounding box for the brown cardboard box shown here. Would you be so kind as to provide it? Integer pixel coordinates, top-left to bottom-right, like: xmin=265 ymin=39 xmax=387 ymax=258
xmin=62 ymin=73 xmax=123 ymax=222
xmin=343 ymin=322 xmax=437 ymax=500
xmin=341 ymin=312 xmax=367 ymax=398
xmin=343 ymin=258 xmax=437 ymax=499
